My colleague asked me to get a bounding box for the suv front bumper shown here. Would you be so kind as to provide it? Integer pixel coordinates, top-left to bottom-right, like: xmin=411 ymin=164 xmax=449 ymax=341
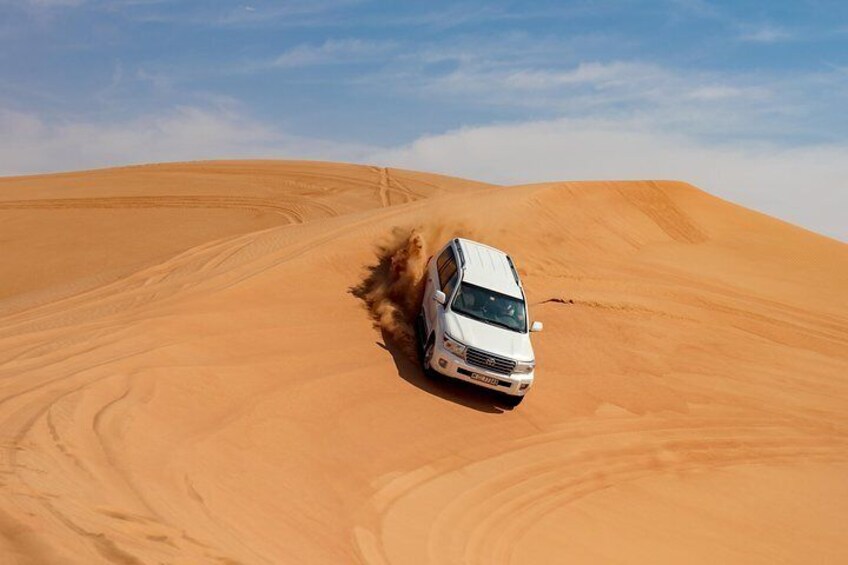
xmin=429 ymin=341 xmax=533 ymax=397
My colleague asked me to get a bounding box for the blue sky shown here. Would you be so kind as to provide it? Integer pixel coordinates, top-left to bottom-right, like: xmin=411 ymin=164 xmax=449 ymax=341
xmin=2 ymin=0 xmax=847 ymax=239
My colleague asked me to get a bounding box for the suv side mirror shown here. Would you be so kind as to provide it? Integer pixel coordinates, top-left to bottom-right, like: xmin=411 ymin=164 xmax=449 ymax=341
xmin=434 ymin=290 xmax=447 ymax=305
xmin=530 ymin=321 xmax=543 ymax=332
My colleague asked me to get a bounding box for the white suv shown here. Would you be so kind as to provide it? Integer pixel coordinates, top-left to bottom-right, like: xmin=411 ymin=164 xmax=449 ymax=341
xmin=417 ymin=238 xmax=542 ymax=407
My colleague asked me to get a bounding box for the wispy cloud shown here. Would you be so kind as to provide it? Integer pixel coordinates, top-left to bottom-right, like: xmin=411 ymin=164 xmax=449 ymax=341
xmin=738 ymin=23 xmax=793 ymax=43
xmin=272 ymin=38 xmax=396 ymax=68
xmin=0 ymin=104 xmax=373 ymax=175
xmin=400 ymin=57 xmax=785 ymax=134
xmin=362 ymin=29 xmax=847 ymax=143
xmin=662 ymin=2 xmax=800 ymax=45
xmin=684 ymin=85 xmax=767 ymax=100
xmin=429 ymin=61 xmax=673 ymax=97
xmin=113 ymin=0 xmax=365 ymax=27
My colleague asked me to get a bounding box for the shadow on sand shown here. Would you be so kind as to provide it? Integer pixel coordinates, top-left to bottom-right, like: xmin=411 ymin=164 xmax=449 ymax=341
xmin=377 ymin=330 xmax=514 ymax=414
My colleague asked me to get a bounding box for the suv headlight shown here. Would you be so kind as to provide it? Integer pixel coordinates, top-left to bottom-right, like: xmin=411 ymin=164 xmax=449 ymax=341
xmin=443 ymin=334 xmax=467 ymax=357
xmin=513 ymin=360 xmax=535 ymax=374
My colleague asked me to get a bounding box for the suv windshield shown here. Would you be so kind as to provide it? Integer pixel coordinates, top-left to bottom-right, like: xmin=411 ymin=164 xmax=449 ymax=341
xmin=451 ymin=282 xmax=527 ymax=333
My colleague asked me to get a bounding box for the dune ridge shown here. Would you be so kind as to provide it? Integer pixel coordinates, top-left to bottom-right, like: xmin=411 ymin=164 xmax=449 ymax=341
xmin=0 ymin=161 xmax=846 ymax=564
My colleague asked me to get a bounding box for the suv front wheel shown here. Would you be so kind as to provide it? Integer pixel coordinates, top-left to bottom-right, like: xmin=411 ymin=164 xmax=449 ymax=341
xmin=421 ymin=332 xmax=437 ymax=377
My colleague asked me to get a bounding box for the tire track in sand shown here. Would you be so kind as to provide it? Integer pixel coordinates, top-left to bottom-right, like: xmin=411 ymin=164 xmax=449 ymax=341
xmin=369 ymin=167 xmax=423 ymax=207
xmin=371 ymin=167 xmax=392 ymax=207
xmin=0 ymin=195 xmax=301 ymax=221
xmin=355 ymin=415 xmax=848 ymax=564
xmin=0 ymin=198 xmax=425 ymax=564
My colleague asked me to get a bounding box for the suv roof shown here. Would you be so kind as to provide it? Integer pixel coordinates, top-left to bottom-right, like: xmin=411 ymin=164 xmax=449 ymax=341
xmin=454 ymin=238 xmax=523 ymax=299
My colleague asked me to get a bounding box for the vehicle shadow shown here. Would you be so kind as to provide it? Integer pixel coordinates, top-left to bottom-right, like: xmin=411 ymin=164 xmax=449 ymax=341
xmin=377 ymin=330 xmax=513 ymax=414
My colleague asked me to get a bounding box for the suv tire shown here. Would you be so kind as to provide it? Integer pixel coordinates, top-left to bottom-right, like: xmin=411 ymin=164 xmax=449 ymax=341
xmin=422 ymin=335 xmax=436 ymax=376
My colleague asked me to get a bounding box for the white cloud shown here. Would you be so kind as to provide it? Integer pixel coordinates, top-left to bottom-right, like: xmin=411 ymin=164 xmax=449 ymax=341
xmin=738 ymin=24 xmax=793 ymax=43
xmin=272 ymin=38 xmax=395 ymax=68
xmin=685 ymin=85 xmax=768 ymax=100
xmin=385 ymin=50 xmax=848 ymax=146
xmin=369 ymin=118 xmax=848 ymax=241
xmin=498 ymin=62 xmax=665 ymax=90
xmin=411 ymin=58 xmax=778 ymax=117
xmin=0 ymin=105 xmax=373 ymax=175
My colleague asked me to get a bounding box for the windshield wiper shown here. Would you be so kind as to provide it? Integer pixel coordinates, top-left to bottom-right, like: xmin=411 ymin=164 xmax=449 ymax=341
xmin=455 ymin=309 xmax=519 ymax=332
xmin=484 ymin=318 xmax=519 ymax=332
xmin=453 ymin=309 xmax=488 ymax=325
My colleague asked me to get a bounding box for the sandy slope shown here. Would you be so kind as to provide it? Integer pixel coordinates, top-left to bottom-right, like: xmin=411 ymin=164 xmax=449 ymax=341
xmin=0 ymin=161 xmax=846 ymax=564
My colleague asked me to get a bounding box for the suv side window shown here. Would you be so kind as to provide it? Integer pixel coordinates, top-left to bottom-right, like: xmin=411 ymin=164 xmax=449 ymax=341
xmin=436 ymin=246 xmax=453 ymax=273
xmin=437 ymin=247 xmax=457 ymax=293
xmin=442 ymin=271 xmax=458 ymax=299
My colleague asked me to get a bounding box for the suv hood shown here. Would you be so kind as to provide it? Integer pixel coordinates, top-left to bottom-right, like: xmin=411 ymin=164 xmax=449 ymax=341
xmin=445 ymin=311 xmax=534 ymax=362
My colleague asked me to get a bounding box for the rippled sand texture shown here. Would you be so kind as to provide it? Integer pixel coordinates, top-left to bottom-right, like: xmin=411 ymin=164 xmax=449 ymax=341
xmin=1 ymin=161 xmax=846 ymax=564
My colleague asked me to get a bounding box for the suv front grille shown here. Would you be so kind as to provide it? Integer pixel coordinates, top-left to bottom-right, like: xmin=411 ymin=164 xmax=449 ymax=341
xmin=465 ymin=347 xmax=516 ymax=375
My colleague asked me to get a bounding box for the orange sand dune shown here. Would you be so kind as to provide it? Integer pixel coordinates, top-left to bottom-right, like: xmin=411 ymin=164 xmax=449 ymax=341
xmin=0 ymin=161 xmax=846 ymax=564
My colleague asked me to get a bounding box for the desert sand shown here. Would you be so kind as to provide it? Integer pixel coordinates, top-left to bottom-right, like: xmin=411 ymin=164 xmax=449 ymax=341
xmin=0 ymin=160 xmax=846 ymax=564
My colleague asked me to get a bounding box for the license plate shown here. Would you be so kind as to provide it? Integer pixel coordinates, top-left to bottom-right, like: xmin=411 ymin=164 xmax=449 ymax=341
xmin=470 ymin=373 xmax=499 ymax=386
